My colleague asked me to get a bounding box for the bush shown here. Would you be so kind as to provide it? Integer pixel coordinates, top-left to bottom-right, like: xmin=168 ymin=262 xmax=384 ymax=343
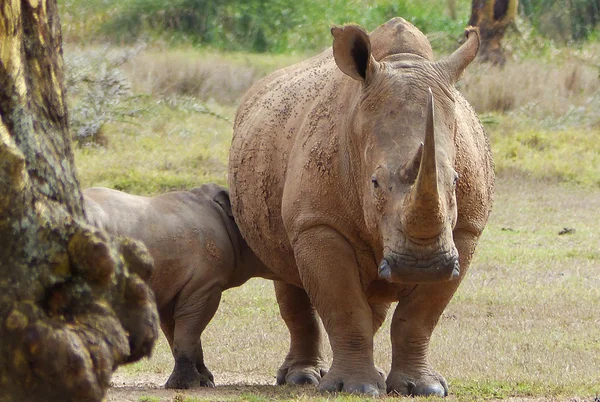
xmin=100 ymin=0 xmax=469 ymax=53
xmin=520 ymin=0 xmax=600 ymax=42
xmin=64 ymin=45 xmax=145 ymax=146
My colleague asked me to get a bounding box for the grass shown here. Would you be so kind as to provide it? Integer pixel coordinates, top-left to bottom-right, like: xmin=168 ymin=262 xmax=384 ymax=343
xmin=73 ymin=96 xmax=234 ymax=194
xmin=106 ymin=177 xmax=600 ymax=402
xmin=70 ymin=41 xmax=600 ymax=193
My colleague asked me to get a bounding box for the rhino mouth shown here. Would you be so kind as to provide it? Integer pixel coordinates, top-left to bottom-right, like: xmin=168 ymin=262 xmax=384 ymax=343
xmin=378 ymin=248 xmax=460 ymax=284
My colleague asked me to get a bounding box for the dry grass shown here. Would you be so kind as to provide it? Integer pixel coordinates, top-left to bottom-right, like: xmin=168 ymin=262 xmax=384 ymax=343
xmin=121 ymin=47 xmax=306 ymax=105
xmin=106 ymin=177 xmax=600 ymax=401
xmin=459 ymin=57 xmax=600 ymax=117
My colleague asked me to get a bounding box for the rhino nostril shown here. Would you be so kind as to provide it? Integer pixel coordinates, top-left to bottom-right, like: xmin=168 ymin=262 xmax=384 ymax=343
xmin=378 ymin=258 xmax=391 ymax=278
xmin=451 ymin=257 xmax=460 ymax=279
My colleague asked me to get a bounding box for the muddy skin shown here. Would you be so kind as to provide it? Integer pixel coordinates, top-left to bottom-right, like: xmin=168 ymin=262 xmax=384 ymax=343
xmin=229 ymin=17 xmax=494 ymax=396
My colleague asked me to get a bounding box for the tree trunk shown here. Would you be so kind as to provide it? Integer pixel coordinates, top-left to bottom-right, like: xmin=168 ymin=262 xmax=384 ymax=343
xmin=468 ymin=0 xmax=518 ymax=65
xmin=0 ymin=1 xmax=159 ymax=401
xmin=449 ymin=0 xmax=457 ymax=20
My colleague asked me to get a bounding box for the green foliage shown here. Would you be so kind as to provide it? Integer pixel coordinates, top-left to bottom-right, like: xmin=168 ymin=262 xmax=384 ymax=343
xmin=520 ymin=0 xmax=600 ymax=42
xmin=60 ymin=0 xmax=471 ymax=53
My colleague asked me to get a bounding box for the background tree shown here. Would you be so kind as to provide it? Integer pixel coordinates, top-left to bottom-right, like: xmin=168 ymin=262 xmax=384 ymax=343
xmin=0 ymin=1 xmax=159 ymax=401
xmin=468 ymin=0 xmax=519 ymax=65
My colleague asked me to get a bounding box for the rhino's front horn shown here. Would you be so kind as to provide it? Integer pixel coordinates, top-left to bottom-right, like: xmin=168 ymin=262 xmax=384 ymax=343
xmin=402 ymin=88 xmax=444 ymax=239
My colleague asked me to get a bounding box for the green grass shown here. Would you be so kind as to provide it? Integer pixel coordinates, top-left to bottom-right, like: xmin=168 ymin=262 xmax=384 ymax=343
xmin=74 ymin=98 xmax=234 ymax=194
xmin=490 ymin=125 xmax=600 ymax=187
xmin=138 ymin=397 xmax=161 ymax=402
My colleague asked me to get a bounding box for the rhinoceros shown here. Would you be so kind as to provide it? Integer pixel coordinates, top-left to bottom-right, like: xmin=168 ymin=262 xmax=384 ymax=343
xmin=228 ymin=17 xmax=494 ymax=396
xmin=83 ymin=184 xmax=273 ymax=389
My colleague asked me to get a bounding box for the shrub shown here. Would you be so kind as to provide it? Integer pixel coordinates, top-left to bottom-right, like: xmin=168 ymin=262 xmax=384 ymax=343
xmin=520 ymin=0 xmax=600 ymax=42
xmin=64 ymin=44 xmax=146 ymax=146
xmin=99 ymin=0 xmax=469 ymax=53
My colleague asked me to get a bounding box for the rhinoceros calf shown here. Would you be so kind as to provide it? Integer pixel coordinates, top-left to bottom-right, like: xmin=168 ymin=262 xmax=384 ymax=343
xmin=229 ymin=18 xmax=494 ymax=396
xmin=83 ymin=184 xmax=273 ymax=389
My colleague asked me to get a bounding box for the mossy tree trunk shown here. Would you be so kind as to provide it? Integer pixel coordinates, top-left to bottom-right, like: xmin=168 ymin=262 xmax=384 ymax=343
xmin=0 ymin=1 xmax=159 ymax=401
xmin=468 ymin=0 xmax=518 ymax=65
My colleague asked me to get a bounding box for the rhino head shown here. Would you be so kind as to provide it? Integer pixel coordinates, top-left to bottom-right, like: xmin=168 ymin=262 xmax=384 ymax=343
xmin=331 ymin=24 xmax=480 ymax=283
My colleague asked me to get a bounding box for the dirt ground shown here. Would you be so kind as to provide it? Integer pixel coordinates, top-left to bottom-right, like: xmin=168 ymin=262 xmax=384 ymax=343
xmin=107 ymin=378 xmax=596 ymax=402
xmin=106 ymin=371 xmax=597 ymax=402
xmin=108 ymin=371 xmax=363 ymax=401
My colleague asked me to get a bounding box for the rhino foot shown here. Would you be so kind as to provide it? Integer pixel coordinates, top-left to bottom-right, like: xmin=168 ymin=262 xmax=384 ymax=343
xmin=276 ymin=363 xmax=327 ymax=386
xmin=165 ymin=359 xmax=215 ymax=389
xmin=386 ymin=369 xmax=448 ymax=397
xmin=317 ymin=366 xmax=385 ymax=396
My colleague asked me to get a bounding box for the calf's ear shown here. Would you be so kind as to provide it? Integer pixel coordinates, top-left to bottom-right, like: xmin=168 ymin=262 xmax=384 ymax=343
xmin=332 ymin=24 xmax=377 ymax=82
xmin=213 ymin=189 xmax=233 ymax=218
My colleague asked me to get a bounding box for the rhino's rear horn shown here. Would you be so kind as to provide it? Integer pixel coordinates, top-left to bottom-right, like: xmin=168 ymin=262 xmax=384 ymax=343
xmin=400 ymin=142 xmax=423 ymax=183
xmin=435 ymin=27 xmax=480 ymax=83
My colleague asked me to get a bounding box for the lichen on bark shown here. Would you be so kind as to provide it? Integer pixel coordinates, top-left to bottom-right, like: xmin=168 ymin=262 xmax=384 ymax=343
xmin=0 ymin=1 xmax=159 ymax=401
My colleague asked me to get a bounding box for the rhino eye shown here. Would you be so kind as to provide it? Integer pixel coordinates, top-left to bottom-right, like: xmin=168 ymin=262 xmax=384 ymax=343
xmin=371 ymin=176 xmax=380 ymax=189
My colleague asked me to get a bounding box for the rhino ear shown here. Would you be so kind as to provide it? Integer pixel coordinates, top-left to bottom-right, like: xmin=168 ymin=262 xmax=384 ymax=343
xmin=213 ymin=189 xmax=233 ymax=218
xmin=332 ymin=24 xmax=377 ymax=82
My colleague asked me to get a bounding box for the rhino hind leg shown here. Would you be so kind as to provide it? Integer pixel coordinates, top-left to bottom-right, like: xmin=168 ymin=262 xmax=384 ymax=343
xmin=386 ymin=230 xmax=478 ymax=397
xmin=164 ymin=284 xmax=222 ymax=389
xmin=274 ymin=281 xmax=328 ymax=386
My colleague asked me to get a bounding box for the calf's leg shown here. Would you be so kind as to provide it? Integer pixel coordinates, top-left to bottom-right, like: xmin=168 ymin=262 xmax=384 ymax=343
xmin=165 ymin=283 xmax=222 ymax=389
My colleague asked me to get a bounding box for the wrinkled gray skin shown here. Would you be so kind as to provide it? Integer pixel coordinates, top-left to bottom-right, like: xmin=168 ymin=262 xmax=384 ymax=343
xmin=84 ymin=183 xmax=274 ymax=389
xmin=229 ymin=18 xmax=494 ymax=396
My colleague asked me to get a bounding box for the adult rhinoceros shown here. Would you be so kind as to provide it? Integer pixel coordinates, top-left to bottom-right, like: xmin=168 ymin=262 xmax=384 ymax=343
xmin=228 ymin=17 xmax=494 ymax=397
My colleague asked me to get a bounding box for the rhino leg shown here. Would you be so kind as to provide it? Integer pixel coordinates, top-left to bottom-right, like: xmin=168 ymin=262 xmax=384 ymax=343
xmin=158 ymin=302 xmax=175 ymax=350
xmin=164 ymin=284 xmax=222 ymax=389
xmin=292 ymin=227 xmax=386 ymax=396
xmin=275 ymin=281 xmax=328 ymax=385
xmin=371 ymin=302 xmax=390 ymax=334
xmin=387 ymin=230 xmax=478 ymax=396
xmin=370 ymin=302 xmax=391 ymax=378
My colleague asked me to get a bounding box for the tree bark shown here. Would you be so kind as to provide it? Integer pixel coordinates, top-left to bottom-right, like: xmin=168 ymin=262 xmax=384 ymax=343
xmin=0 ymin=1 xmax=159 ymax=401
xmin=468 ymin=0 xmax=518 ymax=65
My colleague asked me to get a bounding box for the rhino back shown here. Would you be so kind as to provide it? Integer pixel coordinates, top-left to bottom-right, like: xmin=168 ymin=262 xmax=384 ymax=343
xmin=83 ymin=188 xmax=152 ymax=236
xmin=84 ymin=188 xmax=238 ymax=307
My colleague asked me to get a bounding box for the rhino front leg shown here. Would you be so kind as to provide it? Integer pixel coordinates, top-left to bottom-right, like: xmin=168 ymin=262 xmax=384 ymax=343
xmin=292 ymin=227 xmax=386 ymax=396
xmin=165 ymin=284 xmax=222 ymax=389
xmin=275 ymin=281 xmax=328 ymax=385
xmin=387 ymin=230 xmax=477 ymax=396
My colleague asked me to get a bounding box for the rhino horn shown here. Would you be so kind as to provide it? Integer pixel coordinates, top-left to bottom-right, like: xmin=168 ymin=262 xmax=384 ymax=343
xmin=436 ymin=27 xmax=480 ymax=83
xmin=403 ymin=88 xmax=443 ymax=239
